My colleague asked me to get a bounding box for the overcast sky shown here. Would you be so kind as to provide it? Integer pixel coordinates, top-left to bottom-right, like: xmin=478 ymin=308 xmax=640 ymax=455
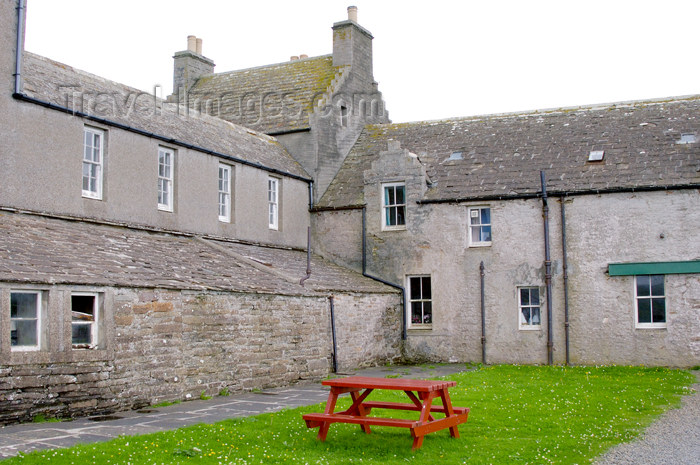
xmin=23 ymin=0 xmax=699 ymax=123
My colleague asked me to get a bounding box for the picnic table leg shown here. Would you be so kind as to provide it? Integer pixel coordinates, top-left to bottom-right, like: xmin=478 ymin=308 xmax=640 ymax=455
xmin=350 ymin=390 xmax=372 ymax=434
xmin=411 ymin=391 xmax=437 ymax=450
xmin=318 ymin=388 xmax=340 ymax=441
xmin=439 ymin=388 xmax=460 ymax=438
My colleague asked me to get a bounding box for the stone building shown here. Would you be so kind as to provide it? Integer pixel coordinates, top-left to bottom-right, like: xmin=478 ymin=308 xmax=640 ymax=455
xmin=0 ymin=0 xmax=699 ymax=424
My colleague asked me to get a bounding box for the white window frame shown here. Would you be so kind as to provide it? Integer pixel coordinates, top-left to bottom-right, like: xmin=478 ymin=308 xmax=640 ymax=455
xmin=268 ymin=177 xmax=279 ymax=230
xmin=468 ymin=206 xmax=492 ymax=247
xmin=634 ymin=275 xmax=667 ymax=329
xmin=10 ymin=290 xmax=42 ymax=352
xmin=157 ymin=147 xmax=174 ymax=212
xmin=407 ymin=275 xmax=432 ymax=329
xmin=71 ymin=292 xmax=100 ymax=349
xmin=518 ymin=287 xmax=542 ymax=330
xmin=218 ymin=164 xmax=232 ymax=222
xmin=82 ymin=127 xmax=104 ymax=200
xmin=382 ymin=182 xmax=406 ymax=231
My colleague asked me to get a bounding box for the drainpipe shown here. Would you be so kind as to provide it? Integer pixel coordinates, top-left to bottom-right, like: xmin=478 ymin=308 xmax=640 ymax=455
xmin=13 ymin=0 xmax=26 ymax=95
xmin=560 ymin=197 xmax=571 ymax=366
xmin=308 ymin=182 xmax=314 ymax=210
xmin=329 ymin=296 xmax=338 ymax=373
xmin=540 ymin=171 xmax=554 ymax=365
xmin=480 ymin=261 xmax=486 ymax=365
xmin=361 ymin=207 xmax=407 ymax=340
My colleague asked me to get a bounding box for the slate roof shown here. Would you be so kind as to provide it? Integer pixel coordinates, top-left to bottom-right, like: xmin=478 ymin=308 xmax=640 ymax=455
xmin=188 ymin=55 xmax=346 ymax=134
xmin=318 ymin=96 xmax=700 ymax=208
xmin=0 ymin=211 xmax=395 ymax=296
xmin=20 ymin=52 xmax=309 ymax=179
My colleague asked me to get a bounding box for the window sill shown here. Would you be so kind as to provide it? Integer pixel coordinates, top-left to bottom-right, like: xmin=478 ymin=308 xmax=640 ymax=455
xmin=82 ymin=192 xmax=102 ymax=200
xmin=407 ymin=325 xmax=432 ymax=331
xmin=635 ymin=324 xmax=667 ymax=330
xmin=158 ymin=205 xmax=173 ymax=212
xmin=468 ymin=242 xmax=492 ymax=248
xmin=519 ymin=326 xmax=541 ymax=331
xmin=382 ymin=226 xmax=407 ymax=232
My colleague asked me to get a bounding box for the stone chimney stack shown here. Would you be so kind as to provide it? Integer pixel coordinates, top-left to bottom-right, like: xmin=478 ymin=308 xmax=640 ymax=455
xmin=332 ymin=5 xmax=374 ymax=81
xmin=169 ymin=35 xmax=215 ymax=102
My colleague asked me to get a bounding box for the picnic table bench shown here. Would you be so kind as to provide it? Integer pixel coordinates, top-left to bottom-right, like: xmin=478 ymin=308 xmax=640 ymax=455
xmin=302 ymin=376 xmax=469 ymax=450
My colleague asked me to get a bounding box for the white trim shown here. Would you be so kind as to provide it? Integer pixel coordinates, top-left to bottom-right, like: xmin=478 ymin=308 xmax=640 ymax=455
xmin=268 ymin=177 xmax=279 ymax=230
xmin=381 ymin=182 xmax=407 ymax=231
xmin=517 ymin=286 xmax=542 ymax=331
xmin=406 ymin=275 xmax=432 ymax=330
xmin=71 ymin=292 xmax=100 ymax=349
xmin=468 ymin=206 xmax=492 ymax=247
xmin=218 ymin=164 xmax=232 ymax=222
xmin=82 ymin=127 xmax=104 ymax=200
xmin=157 ymin=147 xmax=175 ymax=212
xmin=9 ymin=290 xmax=42 ymax=352
xmin=634 ymin=275 xmax=667 ymax=329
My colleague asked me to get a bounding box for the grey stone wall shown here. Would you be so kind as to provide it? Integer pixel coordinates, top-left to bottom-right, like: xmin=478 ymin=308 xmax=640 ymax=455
xmin=0 ymin=284 xmax=402 ymax=425
xmin=315 ymin=144 xmax=700 ymax=367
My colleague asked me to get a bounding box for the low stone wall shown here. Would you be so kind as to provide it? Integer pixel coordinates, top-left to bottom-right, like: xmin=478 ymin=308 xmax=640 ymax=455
xmin=0 ymin=286 xmax=401 ymax=425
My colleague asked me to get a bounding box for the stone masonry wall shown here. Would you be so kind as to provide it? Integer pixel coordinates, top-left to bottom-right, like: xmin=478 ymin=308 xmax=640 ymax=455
xmin=1 ymin=285 xmax=402 ymax=425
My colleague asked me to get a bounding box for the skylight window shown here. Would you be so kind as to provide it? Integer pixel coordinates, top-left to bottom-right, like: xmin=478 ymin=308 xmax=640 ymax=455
xmin=678 ymin=133 xmax=697 ymax=144
xmin=588 ymin=150 xmax=605 ymax=162
xmin=448 ymin=151 xmax=463 ymax=161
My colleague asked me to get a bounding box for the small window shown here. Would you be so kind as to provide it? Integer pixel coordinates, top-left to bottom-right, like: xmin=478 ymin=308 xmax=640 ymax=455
xmin=518 ymin=287 xmax=541 ymax=330
xmin=635 ymin=275 xmax=666 ymax=329
xmin=447 ymin=151 xmax=463 ymax=161
xmin=82 ymin=127 xmax=104 ymax=199
xmin=158 ymin=147 xmax=174 ymax=212
xmin=10 ymin=291 xmax=42 ymax=351
xmin=408 ymin=275 xmax=432 ymax=328
xmin=72 ymin=293 xmax=99 ymax=349
xmin=340 ymin=105 xmax=348 ymax=127
xmin=468 ymin=207 xmax=492 ymax=246
xmin=588 ymin=150 xmax=605 ymax=162
xmin=382 ymin=182 xmax=406 ymax=230
xmin=268 ymin=177 xmax=279 ymax=230
xmin=678 ymin=133 xmax=697 ymax=144
xmin=218 ymin=164 xmax=232 ymax=222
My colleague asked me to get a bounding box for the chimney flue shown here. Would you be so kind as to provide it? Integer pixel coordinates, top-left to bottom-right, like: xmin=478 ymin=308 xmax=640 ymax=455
xmin=347 ymin=5 xmax=358 ymax=22
xmin=290 ymin=55 xmax=299 ymax=61
xmin=196 ymin=38 xmax=203 ymax=55
xmin=187 ymin=35 xmax=196 ymax=52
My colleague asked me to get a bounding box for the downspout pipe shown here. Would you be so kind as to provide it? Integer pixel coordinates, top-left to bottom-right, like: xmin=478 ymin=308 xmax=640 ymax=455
xmin=540 ymin=171 xmax=554 ymax=365
xmin=299 ymin=226 xmax=312 ymax=286
xmin=329 ymin=296 xmax=338 ymax=373
xmin=14 ymin=0 xmax=26 ymax=95
xmin=361 ymin=207 xmax=407 ymax=340
xmin=480 ymin=261 xmax=486 ymax=365
xmin=560 ymin=197 xmax=571 ymax=366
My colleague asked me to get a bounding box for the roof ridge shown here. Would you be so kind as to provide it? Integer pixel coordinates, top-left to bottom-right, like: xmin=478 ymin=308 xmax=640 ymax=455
xmin=374 ymin=94 xmax=700 ymax=127
xmin=210 ymin=54 xmax=333 ymax=76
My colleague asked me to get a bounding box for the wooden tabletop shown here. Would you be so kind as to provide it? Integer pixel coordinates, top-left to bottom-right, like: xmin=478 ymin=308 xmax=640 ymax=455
xmin=321 ymin=376 xmax=457 ymax=392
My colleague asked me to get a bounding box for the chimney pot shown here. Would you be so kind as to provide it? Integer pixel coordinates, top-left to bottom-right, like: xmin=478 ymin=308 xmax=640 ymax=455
xmin=300 ymin=54 xmax=308 ymax=59
xmin=290 ymin=55 xmax=299 ymax=61
xmin=347 ymin=5 xmax=358 ymax=22
xmin=196 ymin=38 xmax=203 ymax=55
xmin=187 ymin=35 xmax=196 ymax=52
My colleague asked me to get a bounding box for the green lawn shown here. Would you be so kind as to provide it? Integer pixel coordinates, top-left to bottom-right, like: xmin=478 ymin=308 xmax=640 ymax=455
xmin=5 ymin=365 xmax=695 ymax=465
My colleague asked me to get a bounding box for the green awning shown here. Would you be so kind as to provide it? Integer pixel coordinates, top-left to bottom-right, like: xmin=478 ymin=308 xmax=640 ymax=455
xmin=608 ymin=260 xmax=700 ymax=276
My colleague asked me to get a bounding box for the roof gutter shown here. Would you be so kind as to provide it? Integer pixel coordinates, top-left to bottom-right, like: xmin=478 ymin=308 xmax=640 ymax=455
xmin=13 ymin=0 xmax=25 ymax=95
xmin=417 ymin=183 xmax=700 ymax=205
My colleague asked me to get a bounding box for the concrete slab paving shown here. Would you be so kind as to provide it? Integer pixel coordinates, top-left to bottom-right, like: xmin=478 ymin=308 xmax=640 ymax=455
xmin=0 ymin=363 xmax=467 ymax=459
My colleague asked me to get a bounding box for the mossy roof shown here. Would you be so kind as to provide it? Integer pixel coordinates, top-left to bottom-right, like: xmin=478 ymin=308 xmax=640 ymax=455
xmin=0 ymin=211 xmax=396 ymax=296
xmin=318 ymin=96 xmax=700 ymax=208
xmin=20 ymin=52 xmax=309 ymax=179
xmin=188 ymin=55 xmax=345 ymax=134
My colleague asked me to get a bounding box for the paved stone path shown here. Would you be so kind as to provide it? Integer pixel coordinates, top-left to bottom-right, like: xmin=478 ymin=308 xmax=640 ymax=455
xmin=0 ymin=364 xmax=465 ymax=459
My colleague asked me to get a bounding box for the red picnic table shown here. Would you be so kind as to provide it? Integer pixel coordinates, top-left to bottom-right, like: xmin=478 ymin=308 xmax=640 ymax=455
xmin=302 ymin=376 xmax=469 ymax=450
